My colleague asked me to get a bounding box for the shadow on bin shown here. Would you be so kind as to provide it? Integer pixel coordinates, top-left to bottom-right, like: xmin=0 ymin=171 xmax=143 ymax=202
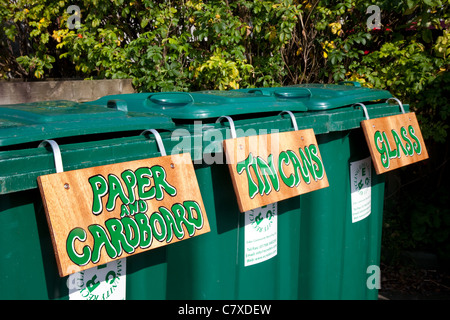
xmin=298 ymin=130 xmax=385 ymax=300
xmin=166 ymin=160 xmax=302 ymax=300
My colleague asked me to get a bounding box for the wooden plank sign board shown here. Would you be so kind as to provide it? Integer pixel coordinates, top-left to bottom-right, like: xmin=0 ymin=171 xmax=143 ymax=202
xmin=223 ymin=129 xmax=329 ymax=212
xmin=37 ymin=153 xmax=210 ymax=277
xmin=361 ymin=112 xmax=428 ymax=174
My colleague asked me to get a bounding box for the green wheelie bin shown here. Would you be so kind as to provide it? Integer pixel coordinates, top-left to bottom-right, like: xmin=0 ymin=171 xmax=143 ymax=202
xmin=0 ymin=100 xmax=175 ymax=299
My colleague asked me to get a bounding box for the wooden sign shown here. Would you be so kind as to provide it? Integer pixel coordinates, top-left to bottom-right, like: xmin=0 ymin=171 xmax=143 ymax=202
xmin=223 ymin=129 xmax=329 ymax=212
xmin=361 ymin=112 xmax=428 ymax=174
xmin=38 ymin=153 xmax=210 ymax=277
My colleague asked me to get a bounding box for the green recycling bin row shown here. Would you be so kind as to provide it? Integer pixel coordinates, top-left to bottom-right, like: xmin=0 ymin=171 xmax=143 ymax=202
xmin=0 ymin=83 xmax=405 ymax=299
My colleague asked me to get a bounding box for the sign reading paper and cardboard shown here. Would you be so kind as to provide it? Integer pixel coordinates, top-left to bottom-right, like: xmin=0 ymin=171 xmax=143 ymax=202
xmin=361 ymin=112 xmax=428 ymax=174
xmin=223 ymin=129 xmax=329 ymax=212
xmin=38 ymin=153 xmax=210 ymax=277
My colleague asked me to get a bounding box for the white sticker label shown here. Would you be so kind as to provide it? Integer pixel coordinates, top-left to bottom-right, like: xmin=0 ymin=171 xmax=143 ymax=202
xmin=350 ymin=157 xmax=372 ymax=223
xmin=68 ymin=258 xmax=126 ymax=300
xmin=244 ymin=203 xmax=277 ymax=266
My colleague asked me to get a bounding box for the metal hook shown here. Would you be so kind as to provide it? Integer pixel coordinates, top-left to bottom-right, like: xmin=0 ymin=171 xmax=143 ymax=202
xmin=140 ymin=129 xmax=167 ymax=156
xmin=386 ymin=97 xmax=406 ymax=114
xmin=39 ymin=140 xmax=64 ymax=173
xmin=279 ymin=110 xmax=299 ymax=131
xmin=216 ymin=115 xmax=237 ymax=139
xmin=353 ymin=103 xmax=370 ymax=120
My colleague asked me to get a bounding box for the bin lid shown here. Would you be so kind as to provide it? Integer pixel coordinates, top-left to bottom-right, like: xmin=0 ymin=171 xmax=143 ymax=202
xmin=0 ymin=100 xmax=174 ymax=147
xmin=236 ymin=83 xmax=393 ymax=111
xmin=87 ymin=90 xmax=308 ymax=120
xmin=293 ymin=83 xmax=392 ymax=110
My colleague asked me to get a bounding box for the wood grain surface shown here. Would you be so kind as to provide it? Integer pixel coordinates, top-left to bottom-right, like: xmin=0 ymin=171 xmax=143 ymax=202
xmin=223 ymin=129 xmax=329 ymax=212
xmin=38 ymin=153 xmax=209 ymax=277
xmin=361 ymin=112 xmax=428 ymax=174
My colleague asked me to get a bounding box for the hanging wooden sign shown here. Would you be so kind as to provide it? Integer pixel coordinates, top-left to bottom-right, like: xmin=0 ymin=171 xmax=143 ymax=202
xmin=38 ymin=153 xmax=210 ymax=277
xmin=223 ymin=129 xmax=329 ymax=213
xmin=361 ymin=112 xmax=428 ymax=174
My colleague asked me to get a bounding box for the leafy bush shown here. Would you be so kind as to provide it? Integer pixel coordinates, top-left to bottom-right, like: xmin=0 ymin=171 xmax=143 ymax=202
xmin=2 ymin=1 xmax=448 ymax=102
xmin=1 ymin=0 xmax=449 ymax=139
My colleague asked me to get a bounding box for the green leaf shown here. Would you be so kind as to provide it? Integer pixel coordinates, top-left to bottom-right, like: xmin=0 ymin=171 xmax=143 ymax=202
xmin=406 ymin=0 xmax=417 ymax=9
xmin=141 ymin=18 xmax=149 ymax=28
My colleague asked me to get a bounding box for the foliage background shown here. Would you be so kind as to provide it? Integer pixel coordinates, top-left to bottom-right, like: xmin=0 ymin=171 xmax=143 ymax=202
xmin=1 ymin=0 xmax=450 ymax=265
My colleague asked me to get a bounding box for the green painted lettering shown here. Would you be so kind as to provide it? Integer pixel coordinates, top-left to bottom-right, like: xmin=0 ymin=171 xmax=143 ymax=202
xmin=236 ymin=152 xmax=259 ymax=199
xmin=391 ymin=129 xmax=408 ymax=158
xmin=150 ymin=165 xmax=177 ymax=200
xmin=66 ymin=228 xmax=91 ymax=266
xmin=382 ymin=131 xmax=398 ymax=159
xmin=170 ymin=203 xmax=192 ymax=239
xmin=255 ymin=154 xmax=280 ymax=195
xmin=309 ymin=144 xmax=325 ymax=180
xmin=138 ymin=200 xmax=147 ymax=213
xmin=408 ymin=125 xmax=422 ymax=155
xmin=158 ymin=206 xmax=180 ymax=242
xmin=128 ymin=201 xmax=139 ymax=215
xmin=105 ymin=218 xmax=134 ymax=256
xmin=134 ymin=213 xmax=152 ymax=249
xmin=120 ymin=204 xmax=130 ymax=218
xmin=298 ymin=146 xmax=315 ymax=183
xmin=400 ymin=126 xmax=414 ymax=156
xmin=88 ymin=224 xmax=117 ymax=263
xmin=121 ymin=170 xmax=137 ymax=204
xmin=106 ymin=174 xmax=129 ymax=211
xmin=184 ymin=200 xmax=204 ymax=231
xmin=149 ymin=212 xmax=167 ymax=242
xmin=121 ymin=216 xmax=140 ymax=250
xmin=278 ymin=151 xmax=295 ymax=188
xmin=89 ymin=175 xmax=108 ymax=215
xmin=374 ymin=131 xmax=390 ymax=169
xmin=286 ymin=150 xmax=302 ymax=187
xmin=135 ymin=167 xmax=156 ymax=200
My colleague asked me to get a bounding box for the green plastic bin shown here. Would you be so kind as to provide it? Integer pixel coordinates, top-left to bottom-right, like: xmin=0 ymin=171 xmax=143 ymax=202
xmin=0 ymin=100 xmax=175 ymax=300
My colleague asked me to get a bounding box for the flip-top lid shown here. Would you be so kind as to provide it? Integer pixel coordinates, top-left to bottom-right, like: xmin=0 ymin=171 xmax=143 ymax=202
xmin=236 ymin=82 xmax=393 ymax=111
xmin=0 ymin=100 xmax=174 ymax=147
xmin=87 ymin=89 xmax=309 ymax=120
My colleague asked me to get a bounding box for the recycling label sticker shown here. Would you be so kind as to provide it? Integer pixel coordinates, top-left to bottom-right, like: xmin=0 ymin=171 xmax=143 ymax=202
xmin=244 ymin=203 xmax=277 ymax=266
xmin=350 ymin=157 xmax=372 ymax=223
xmin=67 ymin=258 xmax=126 ymax=300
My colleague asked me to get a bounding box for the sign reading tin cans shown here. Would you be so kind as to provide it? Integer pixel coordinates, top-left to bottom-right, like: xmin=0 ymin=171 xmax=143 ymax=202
xmin=37 ymin=153 xmax=210 ymax=277
xmin=361 ymin=112 xmax=428 ymax=174
xmin=223 ymin=129 xmax=329 ymax=212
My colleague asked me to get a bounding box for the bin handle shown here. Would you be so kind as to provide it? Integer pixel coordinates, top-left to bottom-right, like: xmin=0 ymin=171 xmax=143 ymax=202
xmin=274 ymin=88 xmax=312 ymax=99
xmin=216 ymin=115 xmax=237 ymax=139
xmin=140 ymin=129 xmax=167 ymax=156
xmin=148 ymin=92 xmax=195 ymax=106
xmin=107 ymin=99 xmax=128 ymax=112
xmin=352 ymin=103 xmax=370 ymax=120
xmin=39 ymin=140 xmax=64 ymax=173
xmin=247 ymin=89 xmax=271 ymax=96
xmin=279 ymin=110 xmax=299 ymax=131
xmin=338 ymin=81 xmax=362 ymax=87
xmin=386 ymin=97 xmax=406 ymax=114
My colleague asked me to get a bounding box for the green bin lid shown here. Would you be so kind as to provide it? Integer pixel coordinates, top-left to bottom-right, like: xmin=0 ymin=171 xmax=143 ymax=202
xmin=87 ymin=90 xmax=308 ymax=120
xmin=0 ymin=100 xmax=174 ymax=147
xmin=236 ymin=82 xmax=393 ymax=111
